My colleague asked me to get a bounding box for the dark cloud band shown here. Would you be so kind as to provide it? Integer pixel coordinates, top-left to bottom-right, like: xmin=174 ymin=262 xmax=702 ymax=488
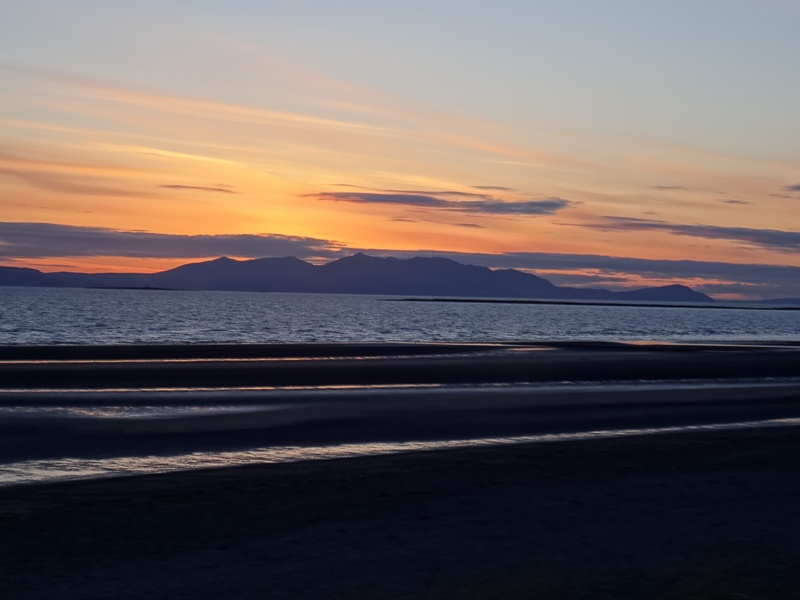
xmin=314 ymin=192 xmax=571 ymax=216
xmin=0 ymin=222 xmax=342 ymax=260
xmin=587 ymin=217 xmax=800 ymax=252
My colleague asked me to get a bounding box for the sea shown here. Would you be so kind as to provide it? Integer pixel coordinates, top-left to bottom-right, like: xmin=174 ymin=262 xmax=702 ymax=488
xmin=1 ymin=286 xmax=799 ymax=345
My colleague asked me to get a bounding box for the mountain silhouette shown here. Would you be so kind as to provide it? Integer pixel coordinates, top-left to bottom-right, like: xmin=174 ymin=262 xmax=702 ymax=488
xmin=314 ymin=253 xmax=562 ymax=297
xmin=0 ymin=253 xmax=714 ymax=302
xmin=148 ymin=256 xmax=317 ymax=292
xmin=0 ymin=266 xmax=54 ymax=287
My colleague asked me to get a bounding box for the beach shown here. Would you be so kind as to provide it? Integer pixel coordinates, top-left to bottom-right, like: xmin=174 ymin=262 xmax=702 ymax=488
xmin=2 ymin=343 xmax=800 ymax=598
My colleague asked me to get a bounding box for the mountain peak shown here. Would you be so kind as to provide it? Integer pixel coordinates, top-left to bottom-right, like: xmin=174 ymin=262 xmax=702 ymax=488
xmin=619 ymin=283 xmax=713 ymax=302
xmin=342 ymin=252 xmax=382 ymax=262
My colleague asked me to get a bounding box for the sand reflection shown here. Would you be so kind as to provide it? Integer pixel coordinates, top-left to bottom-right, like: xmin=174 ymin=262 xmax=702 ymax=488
xmin=3 ymin=417 xmax=800 ymax=487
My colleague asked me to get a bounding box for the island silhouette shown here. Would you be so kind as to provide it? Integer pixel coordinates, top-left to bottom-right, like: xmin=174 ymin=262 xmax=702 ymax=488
xmin=0 ymin=253 xmax=713 ymax=303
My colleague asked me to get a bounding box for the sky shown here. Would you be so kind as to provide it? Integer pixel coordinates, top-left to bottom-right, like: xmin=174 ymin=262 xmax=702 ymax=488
xmin=1 ymin=0 xmax=799 ymax=299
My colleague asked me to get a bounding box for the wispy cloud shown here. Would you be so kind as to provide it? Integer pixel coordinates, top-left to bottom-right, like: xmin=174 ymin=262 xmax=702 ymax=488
xmin=0 ymin=169 xmax=143 ymax=197
xmin=420 ymin=218 xmax=483 ymax=229
xmin=313 ymin=192 xmax=572 ymax=216
xmin=0 ymin=153 xmax=149 ymax=177
xmin=0 ymin=222 xmax=343 ymax=260
xmin=0 ymin=152 xmax=152 ymax=197
xmin=160 ymin=184 xmax=238 ymax=194
xmin=319 ymin=192 xmax=446 ymax=208
xmin=786 ymin=183 xmax=800 ymax=192
xmin=585 ymin=217 xmax=800 ymax=251
xmin=472 ymin=185 xmax=516 ymax=192
xmin=389 ymin=216 xmax=483 ymax=229
xmin=4 ymin=63 xmax=592 ymax=172
xmin=2 ymin=63 xmax=394 ymax=137
xmin=383 ymin=189 xmax=489 ymax=198
xmin=720 ymin=199 xmax=750 ymax=205
xmin=329 ymin=184 xmax=492 ymax=198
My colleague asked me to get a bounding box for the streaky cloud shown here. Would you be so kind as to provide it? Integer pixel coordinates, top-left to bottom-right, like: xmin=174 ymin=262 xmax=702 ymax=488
xmin=0 ymin=152 xmax=149 ymax=176
xmin=383 ymin=189 xmax=489 ymax=198
xmin=419 ymin=218 xmax=484 ymax=229
xmin=161 ymin=184 xmax=238 ymax=194
xmin=0 ymin=222 xmax=343 ymax=260
xmin=786 ymin=183 xmax=800 ymax=192
xmin=0 ymin=169 xmax=143 ymax=197
xmin=314 ymin=192 xmax=571 ymax=216
xmin=329 ymin=185 xmax=497 ymax=198
xmin=318 ymin=192 xmax=448 ymax=208
xmin=466 ymin=198 xmax=570 ymax=215
xmin=586 ymin=217 xmax=800 ymax=251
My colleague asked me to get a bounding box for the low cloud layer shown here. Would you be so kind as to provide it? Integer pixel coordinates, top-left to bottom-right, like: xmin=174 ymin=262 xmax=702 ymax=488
xmin=314 ymin=192 xmax=571 ymax=216
xmin=588 ymin=217 xmax=800 ymax=252
xmin=0 ymin=222 xmax=342 ymax=260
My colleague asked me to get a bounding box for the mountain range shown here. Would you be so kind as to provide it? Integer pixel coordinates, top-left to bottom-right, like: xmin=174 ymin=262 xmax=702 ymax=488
xmin=0 ymin=253 xmax=714 ymax=303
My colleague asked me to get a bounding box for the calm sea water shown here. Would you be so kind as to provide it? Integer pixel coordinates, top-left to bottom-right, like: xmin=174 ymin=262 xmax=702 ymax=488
xmin=1 ymin=286 xmax=798 ymax=344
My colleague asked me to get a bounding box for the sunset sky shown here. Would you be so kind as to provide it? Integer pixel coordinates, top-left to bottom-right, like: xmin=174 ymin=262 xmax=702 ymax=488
xmin=2 ymin=1 xmax=799 ymax=299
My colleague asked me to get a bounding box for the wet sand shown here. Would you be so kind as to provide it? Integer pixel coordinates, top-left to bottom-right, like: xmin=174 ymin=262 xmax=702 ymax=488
xmin=1 ymin=343 xmax=800 ymax=598
xmin=2 ymin=341 xmax=800 ymax=390
xmin=2 ymin=427 xmax=800 ymax=599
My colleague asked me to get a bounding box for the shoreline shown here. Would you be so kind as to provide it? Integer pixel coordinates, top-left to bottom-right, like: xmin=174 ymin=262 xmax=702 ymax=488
xmin=393 ymin=296 xmax=800 ymax=311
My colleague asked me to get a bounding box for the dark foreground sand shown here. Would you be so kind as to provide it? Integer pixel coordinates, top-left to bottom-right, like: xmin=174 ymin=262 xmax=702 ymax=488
xmin=2 ymin=343 xmax=800 ymax=599
xmin=2 ymin=428 xmax=800 ymax=600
